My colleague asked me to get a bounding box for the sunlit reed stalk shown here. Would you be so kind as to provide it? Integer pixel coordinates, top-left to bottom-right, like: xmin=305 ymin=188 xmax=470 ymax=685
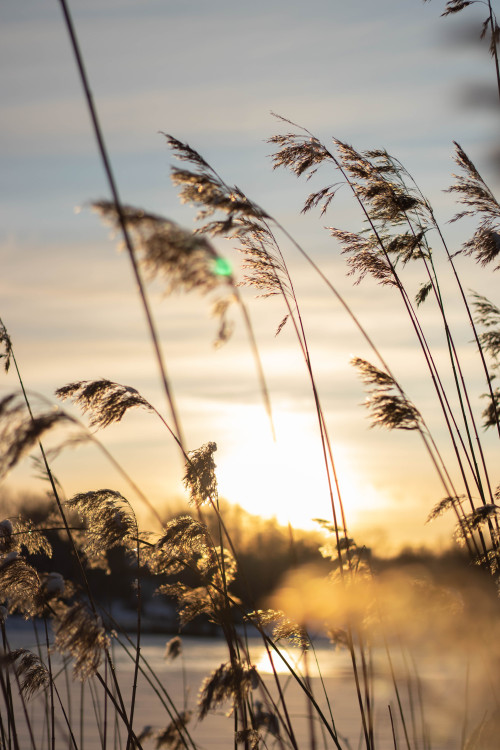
xmin=42 ymin=618 xmax=55 ymax=750
xmin=62 ymin=658 xmax=72 ymax=750
xmin=269 ymin=116 xmax=500 ymax=567
xmin=0 ymin=319 xmax=97 ymax=589
xmin=112 ymin=627 xmax=196 ymax=750
xmin=52 ymin=380 xmax=275 ymax=732
xmin=244 ymin=129 xmax=458 ymax=540
xmin=33 ymin=418 xmax=258 ymax=748
xmin=59 ymin=0 xmax=277 ymax=459
xmin=31 ymin=621 xmax=52 ymax=750
xmin=125 ymin=513 xmax=141 ymax=750
xmin=0 ymin=711 xmax=7 ymax=750
xmin=57 ymin=0 xmax=185 ymax=453
xmin=370 ymin=152 xmax=498 ymax=532
xmin=103 ymin=659 xmax=109 ymax=750
xmin=163 ymin=137 xmax=350 ymax=559
xmin=424 ymin=0 xmax=500 ymax=108
xmin=93 ymin=672 xmax=145 ymax=750
xmin=1 ymin=637 xmax=38 ymax=750
xmin=256 ymin=219 xmax=352 ymax=564
xmin=78 ymin=683 xmax=84 ymax=749
xmin=50 ymin=680 xmax=79 ymax=750
xmin=162 ymin=129 xmax=500 ymax=744
xmin=163 ymin=135 xmax=380 ymax=744
xmin=273 ymin=212 xmax=468 ymax=536
xmin=302 ymin=649 xmax=317 ymax=750
xmin=387 ymin=151 xmax=500 ymax=445
xmin=144 ymin=513 xmax=340 ymax=746
xmin=367 ymin=174 xmax=499 ymax=555
xmin=89 ymin=676 xmax=104 ymax=748
xmin=212 ymin=589 xmax=342 ymax=746
xmin=0 ymin=326 xmax=149 ymax=745
xmin=0 ymin=620 xmax=21 ymax=750
xmin=389 ymin=703 xmax=398 ymax=750
xmin=265 ymin=117 xmax=500 ymax=742
xmin=383 ymin=641 xmax=412 ymax=750
xmin=166 ymin=139 xmax=466 ymax=744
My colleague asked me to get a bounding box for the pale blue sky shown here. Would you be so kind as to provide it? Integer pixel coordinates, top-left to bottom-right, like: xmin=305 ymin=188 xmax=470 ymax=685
xmin=1 ymin=0 xmax=499 ymax=550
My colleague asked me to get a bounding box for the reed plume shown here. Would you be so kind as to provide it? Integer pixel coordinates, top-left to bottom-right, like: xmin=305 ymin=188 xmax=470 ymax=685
xmin=0 ymin=394 xmax=73 ymax=480
xmin=0 ymin=552 xmax=40 ymax=617
xmin=53 ymin=601 xmax=109 ymax=680
xmin=0 ymin=649 xmax=49 ymax=699
xmin=198 ymin=662 xmax=257 ymax=720
xmin=56 ymin=379 xmax=154 ymax=429
xmin=66 ymin=489 xmax=137 ymax=557
xmin=447 ymin=143 xmax=500 ymax=267
xmin=154 ymin=710 xmax=192 ymax=749
xmin=352 ymin=358 xmax=422 ymax=431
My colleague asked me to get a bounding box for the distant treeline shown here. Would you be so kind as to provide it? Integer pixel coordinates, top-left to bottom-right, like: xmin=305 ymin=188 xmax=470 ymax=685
xmin=1 ymin=490 xmax=488 ymax=627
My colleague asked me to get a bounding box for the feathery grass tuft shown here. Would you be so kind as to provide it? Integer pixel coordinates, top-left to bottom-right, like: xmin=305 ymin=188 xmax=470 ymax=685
xmin=54 ymin=601 xmax=109 ymax=680
xmin=0 ymin=649 xmax=50 ymax=699
xmin=352 ymin=358 xmax=422 ymax=431
xmin=198 ymin=662 xmax=257 ymax=720
xmin=56 ymin=379 xmax=154 ymax=429
xmin=183 ymin=442 xmax=218 ymax=508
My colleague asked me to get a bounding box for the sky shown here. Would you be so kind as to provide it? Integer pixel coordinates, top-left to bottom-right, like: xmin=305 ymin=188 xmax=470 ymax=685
xmin=1 ymin=0 xmax=499 ymax=552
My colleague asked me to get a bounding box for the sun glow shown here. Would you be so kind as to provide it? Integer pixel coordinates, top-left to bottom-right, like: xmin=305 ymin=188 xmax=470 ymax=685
xmin=252 ymin=643 xmax=341 ymax=677
xmin=215 ymin=405 xmax=385 ymax=531
xmin=253 ymin=646 xmax=306 ymax=675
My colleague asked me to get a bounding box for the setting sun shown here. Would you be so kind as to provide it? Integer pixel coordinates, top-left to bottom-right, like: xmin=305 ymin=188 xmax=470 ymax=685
xmin=215 ymin=405 xmax=385 ymax=531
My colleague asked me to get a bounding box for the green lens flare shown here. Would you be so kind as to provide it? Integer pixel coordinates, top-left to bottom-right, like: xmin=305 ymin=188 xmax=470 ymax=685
xmin=213 ymin=257 xmax=232 ymax=277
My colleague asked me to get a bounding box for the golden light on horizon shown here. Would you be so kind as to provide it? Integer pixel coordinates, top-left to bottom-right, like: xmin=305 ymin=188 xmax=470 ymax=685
xmin=215 ymin=405 xmax=388 ymax=532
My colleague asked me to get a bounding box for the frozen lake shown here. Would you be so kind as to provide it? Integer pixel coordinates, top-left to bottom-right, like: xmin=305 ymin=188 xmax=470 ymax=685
xmin=3 ymin=618 xmax=475 ymax=749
